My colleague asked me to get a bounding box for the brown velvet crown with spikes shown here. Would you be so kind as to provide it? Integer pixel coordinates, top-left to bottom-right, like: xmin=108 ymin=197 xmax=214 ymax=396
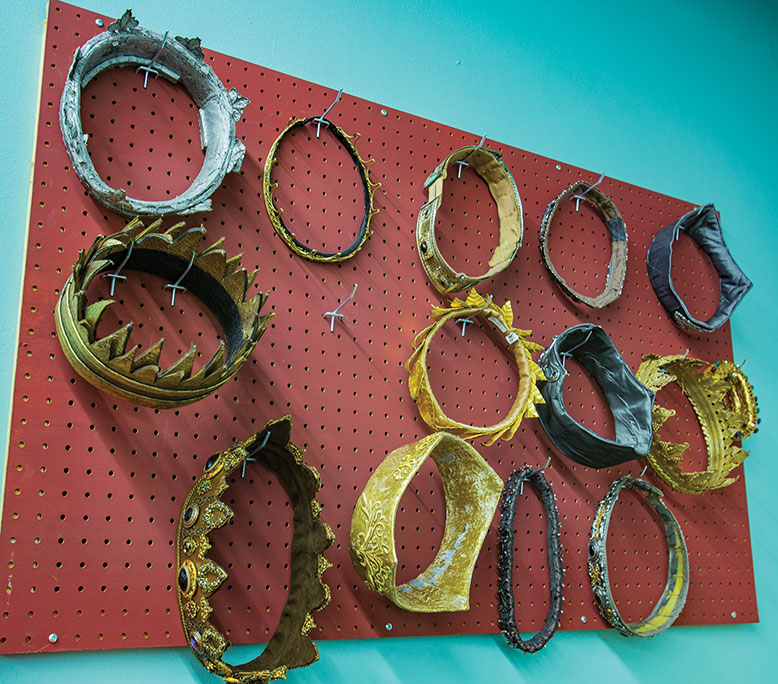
xmin=54 ymin=218 xmax=273 ymax=408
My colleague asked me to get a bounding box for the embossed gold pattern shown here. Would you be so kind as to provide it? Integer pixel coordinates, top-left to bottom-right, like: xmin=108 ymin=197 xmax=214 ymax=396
xmin=406 ymin=290 xmax=545 ymax=445
xmin=636 ymin=354 xmax=758 ymax=494
xmin=176 ymin=416 xmax=334 ymax=683
xmin=350 ymin=432 xmax=503 ymax=612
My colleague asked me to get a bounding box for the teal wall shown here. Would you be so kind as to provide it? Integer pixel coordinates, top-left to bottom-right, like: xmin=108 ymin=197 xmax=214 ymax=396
xmin=1 ymin=1 xmax=776 ymax=681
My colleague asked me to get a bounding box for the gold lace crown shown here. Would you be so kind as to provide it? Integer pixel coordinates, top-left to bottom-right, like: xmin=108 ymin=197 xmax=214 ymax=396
xmin=55 ymin=218 xmax=273 ymax=408
xmin=637 ymin=354 xmax=758 ymax=493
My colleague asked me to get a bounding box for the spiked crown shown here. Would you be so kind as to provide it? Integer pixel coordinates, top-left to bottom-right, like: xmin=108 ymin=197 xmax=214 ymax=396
xmin=55 ymin=219 xmax=273 ymax=408
xmin=636 ymin=354 xmax=758 ymax=494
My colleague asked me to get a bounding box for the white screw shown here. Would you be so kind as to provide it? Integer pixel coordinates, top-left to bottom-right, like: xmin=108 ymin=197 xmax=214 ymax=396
xmin=385 ymin=623 xmax=392 ymax=631
xmin=48 ymin=633 xmax=58 ymax=643
xmin=731 ymin=611 xmax=737 ymax=618
xmin=380 ymin=109 xmax=387 ymax=116
xmin=95 ymin=19 xmax=104 ymax=27
xmin=580 ymin=616 xmax=587 ymax=623
xmin=555 ymin=164 xmax=562 ymax=170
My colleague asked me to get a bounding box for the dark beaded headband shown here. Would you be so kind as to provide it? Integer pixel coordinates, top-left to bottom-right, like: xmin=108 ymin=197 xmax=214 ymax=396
xmin=497 ymin=465 xmax=564 ymax=653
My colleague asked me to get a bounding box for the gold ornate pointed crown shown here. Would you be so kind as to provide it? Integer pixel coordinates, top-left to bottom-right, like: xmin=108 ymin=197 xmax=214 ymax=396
xmin=636 ymin=354 xmax=758 ymax=494
xmin=177 ymin=416 xmax=334 ymax=683
xmin=55 ymin=218 xmax=273 ymax=408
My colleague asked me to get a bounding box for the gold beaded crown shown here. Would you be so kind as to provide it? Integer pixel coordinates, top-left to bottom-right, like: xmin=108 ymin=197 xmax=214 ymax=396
xmin=636 ymin=354 xmax=758 ymax=494
xmin=55 ymin=218 xmax=273 ymax=408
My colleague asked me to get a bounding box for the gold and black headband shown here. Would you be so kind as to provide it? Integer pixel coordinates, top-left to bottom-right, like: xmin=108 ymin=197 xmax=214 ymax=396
xmin=262 ymin=116 xmax=379 ymax=262
xmin=589 ymin=476 xmax=689 ymax=637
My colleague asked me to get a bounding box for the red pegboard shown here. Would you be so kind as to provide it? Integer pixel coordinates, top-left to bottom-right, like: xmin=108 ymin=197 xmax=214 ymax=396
xmin=0 ymin=0 xmax=756 ymax=655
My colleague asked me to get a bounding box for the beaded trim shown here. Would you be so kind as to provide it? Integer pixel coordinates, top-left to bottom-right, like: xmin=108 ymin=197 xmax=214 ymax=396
xmin=497 ymin=465 xmax=564 ymax=652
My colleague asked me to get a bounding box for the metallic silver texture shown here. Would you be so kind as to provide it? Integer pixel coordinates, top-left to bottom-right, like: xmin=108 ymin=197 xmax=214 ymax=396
xmin=59 ymin=10 xmax=249 ymax=218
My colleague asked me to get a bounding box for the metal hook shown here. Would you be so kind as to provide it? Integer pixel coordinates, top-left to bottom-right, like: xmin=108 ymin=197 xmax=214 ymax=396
xmin=540 ymin=456 xmax=551 ymax=471
xmin=571 ymin=172 xmax=605 ymax=210
xmin=674 ymin=205 xmax=704 ymax=240
xmin=638 ymin=465 xmax=647 ymax=479
xmin=456 ymin=133 xmax=487 ymax=178
xmin=312 ymin=88 xmax=343 ymax=138
xmin=559 ymin=329 xmax=594 ymax=369
xmin=681 ymin=349 xmax=689 ymax=360
xmin=136 ymin=30 xmax=169 ymax=89
xmin=102 ymin=241 xmax=134 ymax=296
xmin=240 ymin=431 xmax=271 ymax=478
xmin=738 ymin=359 xmax=747 ymax=369
xmin=163 ymin=251 xmax=196 ymax=306
xmin=457 ymin=294 xmax=493 ymax=337
xmin=322 ymin=283 xmax=358 ymax=332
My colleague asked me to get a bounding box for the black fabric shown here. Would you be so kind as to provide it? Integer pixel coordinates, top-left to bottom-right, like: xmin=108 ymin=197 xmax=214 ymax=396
xmin=536 ymin=324 xmax=655 ymax=469
xmin=101 ymin=248 xmax=246 ymax=363
xmin=646 ymin=203 xmax=752 ymax=333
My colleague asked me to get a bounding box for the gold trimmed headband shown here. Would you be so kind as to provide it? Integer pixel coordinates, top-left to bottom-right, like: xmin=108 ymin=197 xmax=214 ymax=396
xmin=262 ymin=116 xmax=380 ymax=262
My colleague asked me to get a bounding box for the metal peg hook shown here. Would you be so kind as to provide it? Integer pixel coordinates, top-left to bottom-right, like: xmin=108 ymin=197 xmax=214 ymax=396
xmin=638 ymin=465 xmax=647 ymax=479
xmin=102 ymin=241 xmax=134 ymax=296
xmin=457 ymin=294 xmax=493 ymax=336
xmin=137 ymin=30 xmax=169 ymax=88
xmin=241 ymin=431 xmax=271 ymax=478
xmin=559 ymin=329 xmax=594 ymax=369
xmin=674 ymin=205 xmax=704 ymax=240
xmin=312 ymin=88 xmax=343 ymax=138
xmin=456 ymin=133 xmax=487 ymax=178
xmin=571 ymin=172 xmax=605 ymax=211
xmin=322 ymin=284 xmax=358 ymax=332
xmin=540 ymin=456 xmax=551 ymax=471
xmin=163 ymin=251 xmax=196 ymax=306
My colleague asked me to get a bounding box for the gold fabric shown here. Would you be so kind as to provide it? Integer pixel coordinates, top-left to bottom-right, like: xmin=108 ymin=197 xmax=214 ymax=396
xmin=349 ymin=432 xmax=503 ymax=612
xmin=636 ymin=354 xmax=758 ymax=494
xmin=54 ymin=218 xmax=272 ymax=408
xmin=176 ymin=416 xmax=334 ymax=683
xmin=406 ymin=290 xmax=545 ymax=445
xmin=416 ymin=146 xmax=523 ymax=293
